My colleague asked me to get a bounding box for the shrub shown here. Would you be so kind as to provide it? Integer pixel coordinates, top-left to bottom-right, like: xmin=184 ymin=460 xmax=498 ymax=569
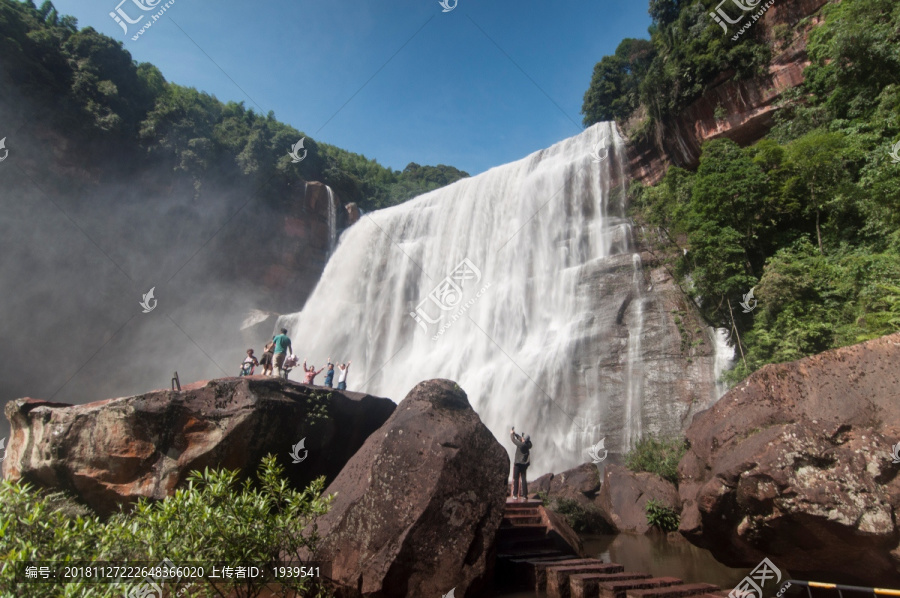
xmin=547 ymin=498 xmax=613 ymax=535
xmin=645 ymin=499 xmax=680 ymax=532
xmin=0 ymin=455 xmax=333 ymax=598
xmin=624 ymin=434 xmax=687 ymax=484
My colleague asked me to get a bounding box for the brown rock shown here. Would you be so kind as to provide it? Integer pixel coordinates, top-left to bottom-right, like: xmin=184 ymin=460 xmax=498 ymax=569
xmin=345 ymin=202 xmax=361 ymax=225
xmin=596 ymin=464 xmax=680 ymax=534
xmin=679 ymin=332 xmax=900 ymax=584
xmin=531 ymin=463 xmax=602 ymax=507
xmin=2 ymin=378 xmax=395 ymax=517
xmin=309 ymin=379 xmax=509 ymax=598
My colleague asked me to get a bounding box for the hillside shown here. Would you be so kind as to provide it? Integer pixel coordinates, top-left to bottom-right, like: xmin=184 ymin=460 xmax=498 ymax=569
xmin=582 ymin=0 xmax=900 ymax=382
xmin=0 ymin=0 xmax=469 ymax=212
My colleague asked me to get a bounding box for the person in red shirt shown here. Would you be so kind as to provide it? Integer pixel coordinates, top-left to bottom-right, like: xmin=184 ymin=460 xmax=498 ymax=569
xmin=303 ymin=359 xmax=325 ymax=385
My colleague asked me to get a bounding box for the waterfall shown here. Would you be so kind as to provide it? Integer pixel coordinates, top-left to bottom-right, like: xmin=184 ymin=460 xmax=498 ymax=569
xmin=278 ymin=123 xmax=655 ymax=475
xmin=326 ymin=185 xmax=337 ymax=254
xmin=709 ymin=327 xmax=735 ymax=398
xmin=623 ymin=253 xmax=645 ymax=450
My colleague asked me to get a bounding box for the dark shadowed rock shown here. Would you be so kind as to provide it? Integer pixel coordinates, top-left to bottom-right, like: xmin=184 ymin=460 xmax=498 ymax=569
xmin=2 ymin=377 xmax=395 ymax=517
xmin=596 ymin=464 xmax=679 ymax=534
xmin=679 ymin=332 xmax=900 ymax=585
xmin=310 ymin=379 xmax=509 ymax=598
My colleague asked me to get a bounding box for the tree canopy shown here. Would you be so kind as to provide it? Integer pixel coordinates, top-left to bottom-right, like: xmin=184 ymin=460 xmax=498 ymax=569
xmin=0 ymin=0 xmax=468 ymax=211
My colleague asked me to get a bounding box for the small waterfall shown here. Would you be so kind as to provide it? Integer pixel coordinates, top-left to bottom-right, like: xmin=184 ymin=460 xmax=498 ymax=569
xmin=709 ymin=327 xmax=735 ymax=398
xmin=326 ymin=186 xmax=337 ymax=254
xmin=623 ymin=253 xmax=645 ymax=450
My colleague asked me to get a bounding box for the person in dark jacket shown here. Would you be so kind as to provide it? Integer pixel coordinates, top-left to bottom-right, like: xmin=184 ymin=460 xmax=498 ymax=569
xmin=510 ymin=428 xmax=532 ymax=501
xmin=323 ymin=360 xmax=335 ymax=388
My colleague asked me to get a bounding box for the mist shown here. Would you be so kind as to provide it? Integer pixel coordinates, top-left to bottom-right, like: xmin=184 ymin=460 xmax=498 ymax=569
xmin=0 ymin=94 xmax=311 ymax=443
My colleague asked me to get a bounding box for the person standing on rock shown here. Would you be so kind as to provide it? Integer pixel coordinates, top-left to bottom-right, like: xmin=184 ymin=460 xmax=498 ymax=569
xmin=303 ymin=359 xmax=325 ymax=385
xmin=510 ymin=428 xmax=532 ymax=501
xmin=272 ymin=328 xmax=293 ymax=377
xmin=239 ymin=349 xmax=259 ymax=376
xmin=337 ymin=361 xmax=351 ymax=390
xmin=260 ymin=341 xmax=275 ymax=376
xmin=323 ymin=360 xmax=335 ymax=388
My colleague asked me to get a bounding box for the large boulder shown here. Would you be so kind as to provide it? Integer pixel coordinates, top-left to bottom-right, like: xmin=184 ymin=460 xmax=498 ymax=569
xmin=596 ymin=464 xmax=679 ymax=534
xmin=679 ymin=332 xmax=900 ymax=585
xmin=309 ymin=379 xmax=509 ymax=598
xmin=530 ymin=462 xmax=602 ymax=507
xmin=2 ymin=377 xmax=395 ymax=517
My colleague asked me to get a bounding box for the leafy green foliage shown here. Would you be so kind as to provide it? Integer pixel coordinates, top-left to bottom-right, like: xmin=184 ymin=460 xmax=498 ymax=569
xmin=545 ymin=497 xmax=612 ymax=535
xmin=624 ymin=435 xmax=686 ymax=484
xmin=582 ymin=38 xmax=654 ymax=124
xmin=629 ymin=0 xmax=900 ymax=385
xmin=644 ymin=499 xmax=680 ymax=532
xmin=0 ymin=0 xmax=468 ymax=211
xmin=0 ymin=456 xmax=334 ymax=598
xmin=582 ymin=0 xmax=771 ymax=127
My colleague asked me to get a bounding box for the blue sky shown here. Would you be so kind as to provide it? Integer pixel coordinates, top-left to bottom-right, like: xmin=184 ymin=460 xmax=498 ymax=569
xmin=50 ymin=0 xmax=651 ymax=175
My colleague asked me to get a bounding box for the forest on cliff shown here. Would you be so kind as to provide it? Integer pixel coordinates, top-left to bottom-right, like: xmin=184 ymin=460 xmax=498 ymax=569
xmin=0 ymin=0 xmax=469 ymax=211
xmin=583 ymin=0 xmax=900 ymax=382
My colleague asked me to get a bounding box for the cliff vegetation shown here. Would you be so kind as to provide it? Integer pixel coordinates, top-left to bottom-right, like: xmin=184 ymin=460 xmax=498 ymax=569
xmin=583 ymin=0 xmax=900 ymax=382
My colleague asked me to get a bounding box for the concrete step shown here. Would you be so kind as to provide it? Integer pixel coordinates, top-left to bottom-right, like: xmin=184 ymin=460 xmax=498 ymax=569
xmin=495 ymin=552 xmax=578 ymax=589
xmin=498 ymin=549 xmax=572 ymax=561
xmin=497 ymin=524 xmax=548 ymax=539
xmin=504 ymin=508 xmax=542 ymax=518
xmin=626 ymin=583 xmax=721 ymax=598
xmin=497 ymin=537 xmax=558 ymax=555
xmin=547 ymin=563 xmax=626 ymax=598
xmin=504 ymin=501 xmax=542 ymax=511
xmin=570 ymin=572 xmax=653 ymax=598
xmin=534 ymin=559 xmax=604 ymax=591
xmin=599 ymin=577 xmax=684 ymax=598
xmin=502 ymin=513 xmax=543 ymax=526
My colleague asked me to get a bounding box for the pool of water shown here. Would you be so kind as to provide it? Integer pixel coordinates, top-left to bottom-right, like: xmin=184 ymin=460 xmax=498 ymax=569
xmin=582 ymin=532 xmax=753 ymax=589
xmin=488 ymin=531 xmax=764 ymax=598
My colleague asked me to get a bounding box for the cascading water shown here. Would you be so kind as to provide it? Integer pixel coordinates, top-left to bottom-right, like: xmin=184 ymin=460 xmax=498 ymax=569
xmin=278 ymin=123 xmax=675 ymax=474
xmin=709 ymin=327 xmax=735 ymax=398
xmin=326 ymin=185 xmax=337 ymax=254
xmin=623 ymin=253 xmax=645 ymax=450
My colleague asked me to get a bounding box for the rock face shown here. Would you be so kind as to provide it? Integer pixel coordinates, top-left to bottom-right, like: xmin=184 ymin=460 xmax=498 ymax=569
xmin=596 ymin=464 xmax=679 ymax=535
xmin=310 ymin=379 xmax=509 ymax=598
xmin=530 ymin=461 xmax=680 ymax=536
xmin=531 ymin=463 xmax=603 ymax=507
xmin=571 ymin=246 xmax=724 ymax=457
xmin=2 ymin=378 xmax=395 ymax=517
xmin=626 ymin=0 xmax=829 ymax=185
xmin=258 ymin=180 xmax=348 ymax=313
xmin=679 ymin=332 xmax=900 ymax=585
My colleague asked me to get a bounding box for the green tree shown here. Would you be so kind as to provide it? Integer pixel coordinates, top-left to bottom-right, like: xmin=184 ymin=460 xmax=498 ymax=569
xmin=782 ymin=131 xmax=849 ymax=255
xmin=0 ymin=456 xmax=334 ymax=598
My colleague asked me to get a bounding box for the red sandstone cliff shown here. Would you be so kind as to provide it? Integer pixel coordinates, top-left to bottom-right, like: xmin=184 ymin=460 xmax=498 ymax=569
xmin=626 ymin=0 xmax=830 ymax=185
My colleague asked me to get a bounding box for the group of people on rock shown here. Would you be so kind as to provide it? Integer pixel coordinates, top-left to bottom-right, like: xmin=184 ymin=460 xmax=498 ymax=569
xmin=238 ymin=327 xmax=352 ymax=390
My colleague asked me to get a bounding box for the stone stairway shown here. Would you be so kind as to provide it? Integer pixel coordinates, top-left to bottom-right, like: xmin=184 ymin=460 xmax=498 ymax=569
xmin=493 ymin=499 xmax=728 ymax=598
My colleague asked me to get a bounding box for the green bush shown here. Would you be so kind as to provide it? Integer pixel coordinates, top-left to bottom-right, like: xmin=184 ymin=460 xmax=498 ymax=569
xmin=0 ymin=455 xmax=333 ymax=598
xmin=645 ymin=499 xmax=680 ymax=532
xmin=548 ymin=498 xmax=612 ymax=535
xmin=624 ymin=435 xmax=687 ymax=484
